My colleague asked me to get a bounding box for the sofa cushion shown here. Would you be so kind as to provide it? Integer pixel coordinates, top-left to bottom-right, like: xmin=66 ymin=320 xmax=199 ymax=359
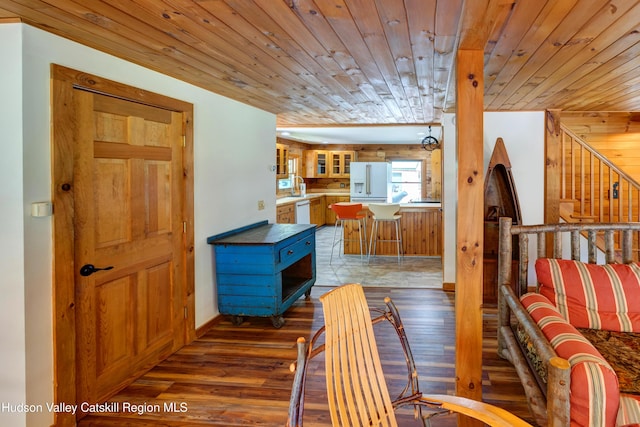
xmin=578 ymin=328 xmax=640 ymax=395
xmin=521 ymin=293 xmax=620 ymax=427
xmin=617 ymin=394 xmax=640 ymax=426
xmin=535 ymin=258 xmax=640 ymax=332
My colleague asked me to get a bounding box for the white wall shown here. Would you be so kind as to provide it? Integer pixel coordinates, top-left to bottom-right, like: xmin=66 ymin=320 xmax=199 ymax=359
xmin=442 ymin=113 xmax=457 ymax=285
xmin=442 ymin=111 xmax=545 ymax=284
xmin=2 ymin=23 xmax=277 ymax=427
xmin=483 ymin=112 xmax=545 ymax=225
xmin=0 ymin=23 xmax=27 ymax=427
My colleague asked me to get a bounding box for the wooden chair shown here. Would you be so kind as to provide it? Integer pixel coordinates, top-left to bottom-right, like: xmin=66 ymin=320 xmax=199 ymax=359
xmin=287 ymin=284 xmax=532 ymax=427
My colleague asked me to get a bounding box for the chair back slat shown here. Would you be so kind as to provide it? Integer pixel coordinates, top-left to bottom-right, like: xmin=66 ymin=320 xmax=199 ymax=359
xmin=368 ymin=203 xmax=400 ymax=219
xmin=320 ymin=284 xmax=397 ymax=427
xmin=331 ymin=203 xmax=364 ymax=220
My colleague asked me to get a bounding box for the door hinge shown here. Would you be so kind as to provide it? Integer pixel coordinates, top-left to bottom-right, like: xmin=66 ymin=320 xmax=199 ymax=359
xmin=184 ymin=306 xmax=188 ymax=319
xmin=182 ymin=135 xmax=186 ymax=147
xmin=183 ymin=221 xmax=187 ymax=233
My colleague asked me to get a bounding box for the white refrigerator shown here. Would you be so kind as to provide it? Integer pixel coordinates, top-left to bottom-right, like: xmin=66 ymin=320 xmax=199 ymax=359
xmin=350 ymin=162 xmax=391 ymax=203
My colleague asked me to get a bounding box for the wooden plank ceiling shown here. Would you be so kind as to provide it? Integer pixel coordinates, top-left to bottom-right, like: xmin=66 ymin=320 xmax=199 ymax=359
xmin=1 ymin=0 xmax=640 ymax=126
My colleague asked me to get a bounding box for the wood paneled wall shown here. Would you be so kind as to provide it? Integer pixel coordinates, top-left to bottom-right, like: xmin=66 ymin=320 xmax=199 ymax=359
xmin=278 ymin=139 xmax=443 ymax=199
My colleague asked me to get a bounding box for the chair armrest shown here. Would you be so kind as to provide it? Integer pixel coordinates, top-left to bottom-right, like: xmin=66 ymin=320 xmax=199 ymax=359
xmin=421 ymin=394 xmax=533 ymax=427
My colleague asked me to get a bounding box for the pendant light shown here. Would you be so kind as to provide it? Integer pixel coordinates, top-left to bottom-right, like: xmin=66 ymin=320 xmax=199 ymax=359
xmin=421 ymin=126 xmax=440 ymax=151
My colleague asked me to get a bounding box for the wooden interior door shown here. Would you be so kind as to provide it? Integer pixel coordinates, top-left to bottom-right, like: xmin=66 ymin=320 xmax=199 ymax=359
xmin=74 ymin=91 xmax=185 ymax=406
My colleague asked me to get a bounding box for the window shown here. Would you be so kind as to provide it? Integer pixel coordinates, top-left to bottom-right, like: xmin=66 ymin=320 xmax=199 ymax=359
xmin=287 ymin=155 xmax=299 ymax=176
xmin=390 ymin=161 xmax=421 ymax=203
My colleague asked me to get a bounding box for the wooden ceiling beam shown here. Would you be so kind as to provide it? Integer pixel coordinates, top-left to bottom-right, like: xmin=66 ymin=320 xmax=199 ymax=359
xmin=457 ymin=0 xmax=515 ymax=51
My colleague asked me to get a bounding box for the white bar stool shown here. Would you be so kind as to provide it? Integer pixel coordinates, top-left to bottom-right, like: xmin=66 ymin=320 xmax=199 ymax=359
xmin=368 ymin=203 xmax=403 ymax=263
xmin=330 ymin=202 xmax=367 ymax=263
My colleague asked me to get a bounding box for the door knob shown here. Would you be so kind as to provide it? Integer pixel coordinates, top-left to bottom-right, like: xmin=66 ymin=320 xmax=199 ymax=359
xmin=79 ymin=264 xmax=114 ymax=277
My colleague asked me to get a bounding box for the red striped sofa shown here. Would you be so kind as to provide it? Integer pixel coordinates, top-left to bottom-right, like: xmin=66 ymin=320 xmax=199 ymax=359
xmin=496 ymin=219 xmax=640 ymax=427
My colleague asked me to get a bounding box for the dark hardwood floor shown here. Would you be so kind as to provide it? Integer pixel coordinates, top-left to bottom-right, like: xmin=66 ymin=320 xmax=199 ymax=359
xmin=79 ymin=286 xmax=534 ymax=426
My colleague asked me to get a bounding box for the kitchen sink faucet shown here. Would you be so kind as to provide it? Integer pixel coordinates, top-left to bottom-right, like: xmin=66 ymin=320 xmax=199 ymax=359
xmin=291 ymin=175 xmax=305 ymax=196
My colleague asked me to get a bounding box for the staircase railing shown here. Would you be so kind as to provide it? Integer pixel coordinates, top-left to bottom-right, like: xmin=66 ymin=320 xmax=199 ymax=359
xmin=559 ymin=124 xmax=640 ymax=259
xmin=561 ymin=124 xmax=640 ymax=223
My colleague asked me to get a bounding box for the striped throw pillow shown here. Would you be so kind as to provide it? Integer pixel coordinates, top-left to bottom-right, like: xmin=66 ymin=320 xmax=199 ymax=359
xmin=521 ymin=293 xmax=620 ymax=427
xmin=617 ymin=394 xmax=640 ymax=426
xmin=535 ymin=259 xmax=640 ymax=332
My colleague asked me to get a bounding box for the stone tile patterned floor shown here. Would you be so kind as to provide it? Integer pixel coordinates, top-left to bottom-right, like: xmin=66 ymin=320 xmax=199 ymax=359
xmin=315 ymin=225 xmax=443 ymax=288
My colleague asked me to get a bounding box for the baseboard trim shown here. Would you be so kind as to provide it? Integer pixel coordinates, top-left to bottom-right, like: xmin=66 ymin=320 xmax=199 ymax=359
xmin=442 ymin=282 xmax=455 ymax=292
xmin=196 ymin=314 xmax=224 ymax=338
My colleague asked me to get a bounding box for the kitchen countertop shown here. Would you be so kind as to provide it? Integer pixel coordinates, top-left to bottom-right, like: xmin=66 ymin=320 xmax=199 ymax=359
xmin=276 ymin=194 xmax=441 ymax=208
xmin=396 ymin=202 xmax=442 ymax=208
xmin=276 ymin=193 xmax=346 ymax=205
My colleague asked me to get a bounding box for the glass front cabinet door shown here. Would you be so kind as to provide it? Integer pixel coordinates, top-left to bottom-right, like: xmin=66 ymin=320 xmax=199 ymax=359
xmin=315 ymin=151 xmax=328 ymax=177
xmin=276 ymin=143 xmax=289 ymax=177
xmin=329 ymin=151 xmax=354 ymax=177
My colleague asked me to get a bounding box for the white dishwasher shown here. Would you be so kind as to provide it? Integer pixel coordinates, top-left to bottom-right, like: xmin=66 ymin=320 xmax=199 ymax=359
xmin=295 ymin=199 xmax=311 ymax=224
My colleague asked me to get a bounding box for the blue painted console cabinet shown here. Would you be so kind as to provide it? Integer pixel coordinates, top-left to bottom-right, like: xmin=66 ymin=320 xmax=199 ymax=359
xmin=207 ymin=220 xmax=316 ymax=328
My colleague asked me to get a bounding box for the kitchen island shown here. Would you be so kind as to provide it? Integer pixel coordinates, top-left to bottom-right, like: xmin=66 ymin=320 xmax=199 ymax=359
xmin=342 ymin=203 xmax=442 ymax=257
xmin=276 ymin=194 xmax=442 ymax=257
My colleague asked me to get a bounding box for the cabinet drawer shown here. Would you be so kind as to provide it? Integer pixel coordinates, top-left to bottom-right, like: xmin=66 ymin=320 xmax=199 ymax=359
xmin=279 ymin=237 xmax=314 ymax=265
xmin=277 ymin=213 xmax=294 ymax=224
xmin=277 ymin=204 xmax=294 ymax=214
xmin=277 ymin=203 xmax=295 ymax=224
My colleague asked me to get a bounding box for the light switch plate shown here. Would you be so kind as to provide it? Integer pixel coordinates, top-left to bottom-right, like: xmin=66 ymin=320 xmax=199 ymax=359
xmin=31 ymin=201 xmax=53 ymax=217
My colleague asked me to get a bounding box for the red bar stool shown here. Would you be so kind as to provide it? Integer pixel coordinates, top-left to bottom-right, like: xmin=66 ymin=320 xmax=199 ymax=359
xmin=368 ymin=203 xmax=403 ymax=263
xmin=330 ymin=202 xmax=367 ymax=263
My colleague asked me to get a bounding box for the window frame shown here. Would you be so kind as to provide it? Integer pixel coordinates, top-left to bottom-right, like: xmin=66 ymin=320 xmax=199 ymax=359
xmin=389 ymin=159 xmax=426 ymax=203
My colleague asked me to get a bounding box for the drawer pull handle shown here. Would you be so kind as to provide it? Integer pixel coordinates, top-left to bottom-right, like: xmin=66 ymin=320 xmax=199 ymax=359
xmin=287 ymin=250 xmax=294 ymax=255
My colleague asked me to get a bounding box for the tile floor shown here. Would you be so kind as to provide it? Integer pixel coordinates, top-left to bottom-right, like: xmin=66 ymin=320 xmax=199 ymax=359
xmin=314 ymin=225 xmax=443 ymax=288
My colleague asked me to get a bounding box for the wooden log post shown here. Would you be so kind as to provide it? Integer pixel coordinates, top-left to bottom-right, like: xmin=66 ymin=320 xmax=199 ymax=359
xmin=497 ymin=217 xmax=512 ymax=356
xmin=545 ymin=109 xmax=561 ymax=257
xmin=455 ymin=3 xmax=515 ymax=425
xmin=545 ymin=109 xmax=562 ymax=222
xmin=455 ymin=48 xmax=484 ymax=416
xmin=547 ymin=357 xmax=571 ymax=427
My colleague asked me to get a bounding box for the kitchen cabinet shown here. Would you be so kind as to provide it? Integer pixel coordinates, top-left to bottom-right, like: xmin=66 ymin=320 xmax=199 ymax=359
xmin=207 ymin=221 xmax=316 ymax=328
xmin=329 ymin=151 xmax=354 ymax=177
xmin=303 ymin=150 xmax=354 ymax=178
xmin=324 ymin=195 xmax=350 ymax=225
xmin=277 ymin=203 xmax=295 ymax=224
xmin=309 ymin=197 xmax=325 ymax=226
xmin=305 ymin=150 xmax=328 ymax=178
xmin=276 ymin=143 xmax=289 ymax=177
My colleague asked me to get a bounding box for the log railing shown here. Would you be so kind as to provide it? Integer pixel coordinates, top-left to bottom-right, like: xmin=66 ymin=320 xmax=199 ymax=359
xmin=559 ymin=124 xmax=640 ymax=259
